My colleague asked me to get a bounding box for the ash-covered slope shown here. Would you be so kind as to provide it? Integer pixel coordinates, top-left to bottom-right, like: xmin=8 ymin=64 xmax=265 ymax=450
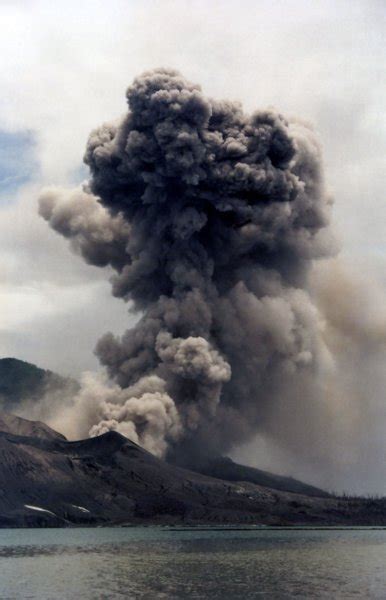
xmin=189 ymin=456 xmax=329 ymax=498
xmin=0 ymin=413 xmax=385 ymax=528
xmin=0 ymin=411 xmax=66 ymax=441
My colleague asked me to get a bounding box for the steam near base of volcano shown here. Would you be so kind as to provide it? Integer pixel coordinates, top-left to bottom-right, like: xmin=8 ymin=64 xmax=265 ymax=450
xmin=39 ymin=68 xmax=341 ymax=464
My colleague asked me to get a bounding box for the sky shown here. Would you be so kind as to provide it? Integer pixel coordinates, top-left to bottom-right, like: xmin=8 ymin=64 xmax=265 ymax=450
xmin=0 ymin=0 xmax=385 ymax=493
xmin=0 ymin=0 xmax=385 ymax=375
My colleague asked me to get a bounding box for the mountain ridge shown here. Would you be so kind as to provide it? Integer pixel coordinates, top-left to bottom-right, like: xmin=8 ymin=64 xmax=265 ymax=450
xmin=0 ymin=357 xmax=78 ymax=412
xmin=0 ymin=411 xmax=385 ymax=528
xmin=192 ymin=456 xmax=329 ymax=498
xmin=0 ymin=356 xmax=327 ymax=498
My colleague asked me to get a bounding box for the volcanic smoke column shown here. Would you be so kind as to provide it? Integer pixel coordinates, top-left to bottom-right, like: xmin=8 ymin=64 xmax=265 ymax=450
xmin=39 ymin=68 xmax=334 ymax=460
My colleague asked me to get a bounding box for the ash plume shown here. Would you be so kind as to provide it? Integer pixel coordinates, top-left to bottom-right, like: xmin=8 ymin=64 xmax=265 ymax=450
xmin=39 ymin=68 xmax=335 ymax=461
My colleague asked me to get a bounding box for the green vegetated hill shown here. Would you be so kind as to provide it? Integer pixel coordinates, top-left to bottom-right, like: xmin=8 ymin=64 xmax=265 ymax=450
xmin=0 ymin=357 xmax=78 ymax=410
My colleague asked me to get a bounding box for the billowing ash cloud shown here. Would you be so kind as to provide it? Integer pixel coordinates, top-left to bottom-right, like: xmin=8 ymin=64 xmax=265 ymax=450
xmin=39 ymin=68 xmax=335 ymax=461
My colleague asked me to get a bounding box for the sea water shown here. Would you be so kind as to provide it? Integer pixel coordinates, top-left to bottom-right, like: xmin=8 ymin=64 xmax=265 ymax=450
xmin=0 ymin=527 xmax=385 ymax=599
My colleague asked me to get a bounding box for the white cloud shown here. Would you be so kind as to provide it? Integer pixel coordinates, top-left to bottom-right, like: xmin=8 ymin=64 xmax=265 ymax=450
xmin=0 ymin=183 xmax=131 ymax=374
xmin=0 ymin=0 xmax=385 ymax=374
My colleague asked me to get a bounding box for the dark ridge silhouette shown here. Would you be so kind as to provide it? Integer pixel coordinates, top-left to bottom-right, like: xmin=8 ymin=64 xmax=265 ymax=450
xmin=0 ymin=357 xmax=77 ymax=411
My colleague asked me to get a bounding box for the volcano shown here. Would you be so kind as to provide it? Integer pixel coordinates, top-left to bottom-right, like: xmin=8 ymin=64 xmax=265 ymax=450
xmin=0 ymin=411 xmax=385 ymax=528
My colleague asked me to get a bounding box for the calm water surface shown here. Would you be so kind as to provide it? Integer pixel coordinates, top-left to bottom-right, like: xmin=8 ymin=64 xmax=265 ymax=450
xmin=0 ymin=527 xmax=385 ymax=599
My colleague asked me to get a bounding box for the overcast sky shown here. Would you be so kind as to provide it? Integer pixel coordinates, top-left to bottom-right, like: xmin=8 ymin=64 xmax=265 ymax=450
xmin=0 ymin=0 xmax=385 ymax=376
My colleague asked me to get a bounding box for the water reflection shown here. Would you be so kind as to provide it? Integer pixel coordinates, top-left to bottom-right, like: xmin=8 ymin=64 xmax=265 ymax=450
xmin=0 ymin=528 xmax=385 ymax=599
